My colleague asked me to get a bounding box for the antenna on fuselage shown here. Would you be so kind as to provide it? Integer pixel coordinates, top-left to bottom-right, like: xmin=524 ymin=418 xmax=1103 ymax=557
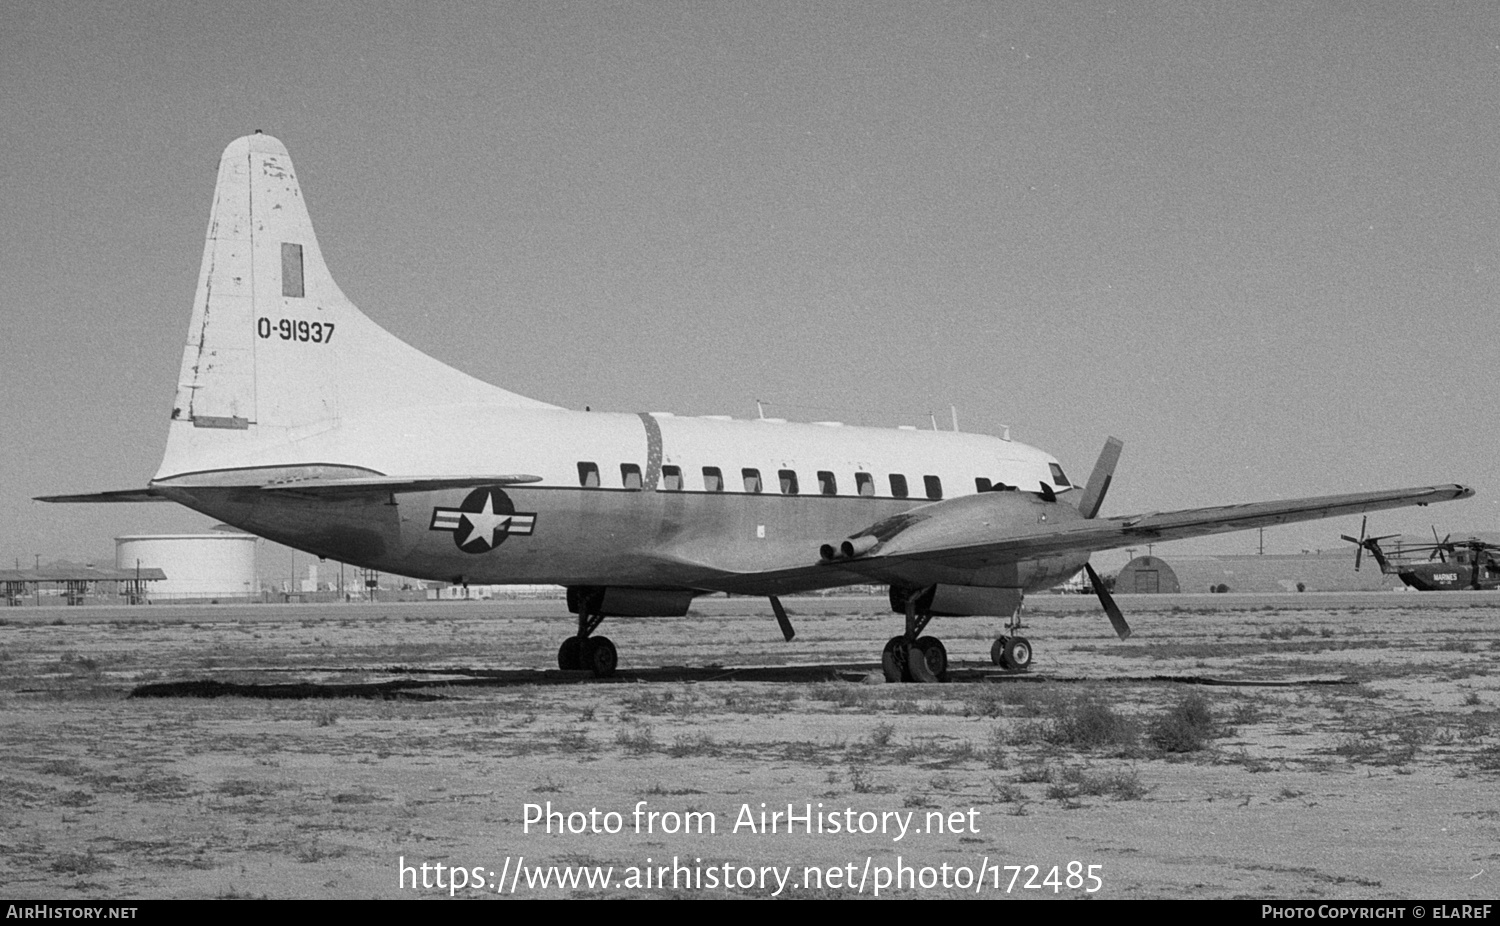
xmin=756 ymin=400 xmax=766 ymax=420
xmin=950 ymin=405 xmax=959 ymax=432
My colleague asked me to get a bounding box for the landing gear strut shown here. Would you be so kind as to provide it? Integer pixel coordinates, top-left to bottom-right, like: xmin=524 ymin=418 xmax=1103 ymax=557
xmin=882 ymin=586 xmax=947 ymax=683
xmin=558 ymin=590 xmax=617 ymax=678
xmin=990 ymin=607 xmax=1031 ymax=671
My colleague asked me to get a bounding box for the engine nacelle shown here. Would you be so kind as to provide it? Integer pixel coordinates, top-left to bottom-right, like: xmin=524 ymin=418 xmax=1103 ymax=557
xmin=567 ymin=586 xmax=696 ymax=617
xmin=889 ymin=584 xmax=1024 ymax=617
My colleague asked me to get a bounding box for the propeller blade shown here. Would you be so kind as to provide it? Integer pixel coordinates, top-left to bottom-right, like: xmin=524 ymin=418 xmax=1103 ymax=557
xmin=1076 ymin=437 xmax=1124 ymax=519
xmin=1085 ymin=562 xmax=1132 ymax=641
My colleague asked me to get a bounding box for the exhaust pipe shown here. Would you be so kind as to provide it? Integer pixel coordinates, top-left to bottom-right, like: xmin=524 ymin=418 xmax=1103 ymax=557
xmin=840 ymin=536 xmax=878 ymax=559
xmin=820 ymin=535 xmax=878 ymax=561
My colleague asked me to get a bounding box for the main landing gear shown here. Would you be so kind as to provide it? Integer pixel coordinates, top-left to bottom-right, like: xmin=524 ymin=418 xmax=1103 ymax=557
xmin=557 ymin=592 xmax=617 ymax=678
xmin=882 ymin=591 xmax=949 ymax=683
xmin=882 ymin=589 xmax=1034 ymax=682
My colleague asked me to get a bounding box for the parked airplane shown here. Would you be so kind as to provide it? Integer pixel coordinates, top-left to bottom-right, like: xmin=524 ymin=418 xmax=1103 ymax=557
xmin=1342 ymin=519 xmax=1499 ymax=591
xmin=39 ymin=133 xmax=1474 ymax=680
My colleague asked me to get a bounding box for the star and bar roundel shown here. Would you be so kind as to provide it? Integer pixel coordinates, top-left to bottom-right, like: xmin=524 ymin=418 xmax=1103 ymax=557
xmin=429 ymin=487 xmax=537 ymax=554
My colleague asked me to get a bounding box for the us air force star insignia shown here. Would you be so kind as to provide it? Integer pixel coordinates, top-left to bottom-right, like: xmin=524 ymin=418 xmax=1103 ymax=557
xmin=429 ymin=488 xmax=536 ymax=554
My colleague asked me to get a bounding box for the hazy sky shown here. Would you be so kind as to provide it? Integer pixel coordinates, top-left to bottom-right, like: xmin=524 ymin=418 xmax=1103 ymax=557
xmin=3 ymin=1 xmax=1497 ymax=573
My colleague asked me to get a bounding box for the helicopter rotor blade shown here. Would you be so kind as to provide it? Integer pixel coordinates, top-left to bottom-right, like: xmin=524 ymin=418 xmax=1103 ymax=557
xmin=1344 ymin=516 xmax=1368 ymax=571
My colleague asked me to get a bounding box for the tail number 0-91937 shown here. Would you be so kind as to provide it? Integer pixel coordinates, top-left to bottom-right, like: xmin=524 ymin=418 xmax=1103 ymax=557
xmin=257 ymin=318 xmax=335 ymax=343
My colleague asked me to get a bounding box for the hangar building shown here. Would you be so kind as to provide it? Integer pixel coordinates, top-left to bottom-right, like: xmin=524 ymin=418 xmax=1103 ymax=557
xmin=1115 ymin=551 xmax=1395 ymax=594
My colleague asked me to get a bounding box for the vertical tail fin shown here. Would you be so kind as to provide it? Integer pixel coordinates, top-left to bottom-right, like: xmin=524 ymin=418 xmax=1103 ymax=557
xmin=156 ymin=133 xmax=552 ymax=479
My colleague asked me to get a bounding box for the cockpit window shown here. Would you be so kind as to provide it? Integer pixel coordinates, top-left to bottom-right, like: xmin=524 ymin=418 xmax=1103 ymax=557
xmin=1049 ymin=463 xmax=1071 ymax=488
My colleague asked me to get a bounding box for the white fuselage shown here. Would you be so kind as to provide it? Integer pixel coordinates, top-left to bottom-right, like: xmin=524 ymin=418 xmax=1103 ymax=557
xmin=153 ymin=405 xmax=1087 ymax=594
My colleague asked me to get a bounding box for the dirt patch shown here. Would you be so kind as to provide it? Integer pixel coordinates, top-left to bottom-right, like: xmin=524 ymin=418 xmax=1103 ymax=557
xmin=1 ymin=594 xmax=1496 ymax=898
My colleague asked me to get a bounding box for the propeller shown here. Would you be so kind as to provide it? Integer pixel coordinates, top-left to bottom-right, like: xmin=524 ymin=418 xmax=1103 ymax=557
xmin=1078 ymin=437 xmax=1130 ymax=640
xmin=1085 ymin=562 xmax=1131 ymax=640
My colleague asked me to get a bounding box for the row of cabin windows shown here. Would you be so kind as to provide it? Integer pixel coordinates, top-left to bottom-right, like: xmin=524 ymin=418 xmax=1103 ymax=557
xmin=575 ymin=462 xmax=960 ymax=500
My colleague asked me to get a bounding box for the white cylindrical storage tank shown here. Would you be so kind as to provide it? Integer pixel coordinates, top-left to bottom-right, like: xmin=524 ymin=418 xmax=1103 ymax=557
xmin=115 ymin=534 xmax=258 ymax=600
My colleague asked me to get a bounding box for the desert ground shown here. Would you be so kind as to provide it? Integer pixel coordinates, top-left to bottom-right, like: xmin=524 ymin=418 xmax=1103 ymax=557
xmin=1 ymin=592 xmax=1497 ymax=900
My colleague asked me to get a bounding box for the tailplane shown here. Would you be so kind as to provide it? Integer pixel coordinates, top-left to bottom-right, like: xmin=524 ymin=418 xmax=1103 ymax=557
xmin=157 ymin=133 xmax=553 ymax=479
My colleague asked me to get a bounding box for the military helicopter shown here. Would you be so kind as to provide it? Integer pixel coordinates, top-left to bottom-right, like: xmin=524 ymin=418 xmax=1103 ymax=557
xmin=1342 ymin=518 xmax=1500 ymax=591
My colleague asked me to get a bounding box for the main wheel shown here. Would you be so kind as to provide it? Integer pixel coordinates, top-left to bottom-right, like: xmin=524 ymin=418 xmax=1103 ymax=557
xmin=584 ymin=635 xmax=618 ymax=679
xmin=881 ymin=635 xmax=910 ymax=683
xmin=558 ymin=636 xmax=583 ymax=670
xmin=1002 ymin=635 xmax=1032 ymax=671
xmin=991 ymin=636 xmax=1008 ymax=667
xmin=913 ymin=636 xmax=948 ymax=680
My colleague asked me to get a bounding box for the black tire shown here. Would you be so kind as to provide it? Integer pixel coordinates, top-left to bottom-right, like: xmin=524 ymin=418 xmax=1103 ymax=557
xmin=585 ymin=635 xmax=618 ymax=679
xmin=906 ymin=643 xmax=939 ymax=683
xmin=881 ymin=635 xmax=910 ymax=683
xmin=1002 ymin=635 xmax=1032 ymax=671
xmin=991 ymin=636 xmax=1008 ymax=667
xmin=558 ymin=636 xmax=582 ymax=671
xmin=914 ymin=636 xmax=948 ymax=680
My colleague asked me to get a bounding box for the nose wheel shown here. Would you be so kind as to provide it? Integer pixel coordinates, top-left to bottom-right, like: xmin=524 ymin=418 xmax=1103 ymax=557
xmin=991 ymin=635 xmax=1032 ymax=671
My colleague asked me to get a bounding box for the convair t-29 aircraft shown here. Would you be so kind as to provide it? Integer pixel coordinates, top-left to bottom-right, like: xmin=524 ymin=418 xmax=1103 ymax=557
xmin=42 ymin=133 xmax=1474 ymax=681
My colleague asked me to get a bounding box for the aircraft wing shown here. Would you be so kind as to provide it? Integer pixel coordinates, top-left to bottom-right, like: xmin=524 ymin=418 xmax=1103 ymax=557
xmin=831 ymin=484 xmax=1474 ymax=580
xmin=34 ymin=488 xmax=171 ymax=503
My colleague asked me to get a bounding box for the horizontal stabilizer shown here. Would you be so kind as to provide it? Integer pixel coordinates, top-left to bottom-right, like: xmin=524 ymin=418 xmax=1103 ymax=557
xmin=35 ymin=488 xmax=167 ymax=503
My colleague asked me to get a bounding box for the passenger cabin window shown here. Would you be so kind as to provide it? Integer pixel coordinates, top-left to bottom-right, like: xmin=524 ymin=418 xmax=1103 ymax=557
xmin=577 ymin=462 xmax=600 ymax=488
xmin=742 ymin=468 xmax=762 ymax=494
xmin=855 ymin=472 xmax=875 ymax=497
xmin=889 ymin=474 xmax=909 ymax=498
xmin=976 ymin=477 xmax=992 ymax=493
xmin=779 ymin=469 xmax=799 ymax=495
xmin=1049 ymin=463 xmax=1071 ymax=488
xmin=702 ymin=467 xmax=724 ymax=492
xmin=925 ymin=475 xmax=943 ymax=500
xmin=621 ymin=463 xmax=643 ymax=490
xmin=818 ymin=471 xmax=837 ymax=496
xmin=660 ymin=465 xmax=682 ymax=491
